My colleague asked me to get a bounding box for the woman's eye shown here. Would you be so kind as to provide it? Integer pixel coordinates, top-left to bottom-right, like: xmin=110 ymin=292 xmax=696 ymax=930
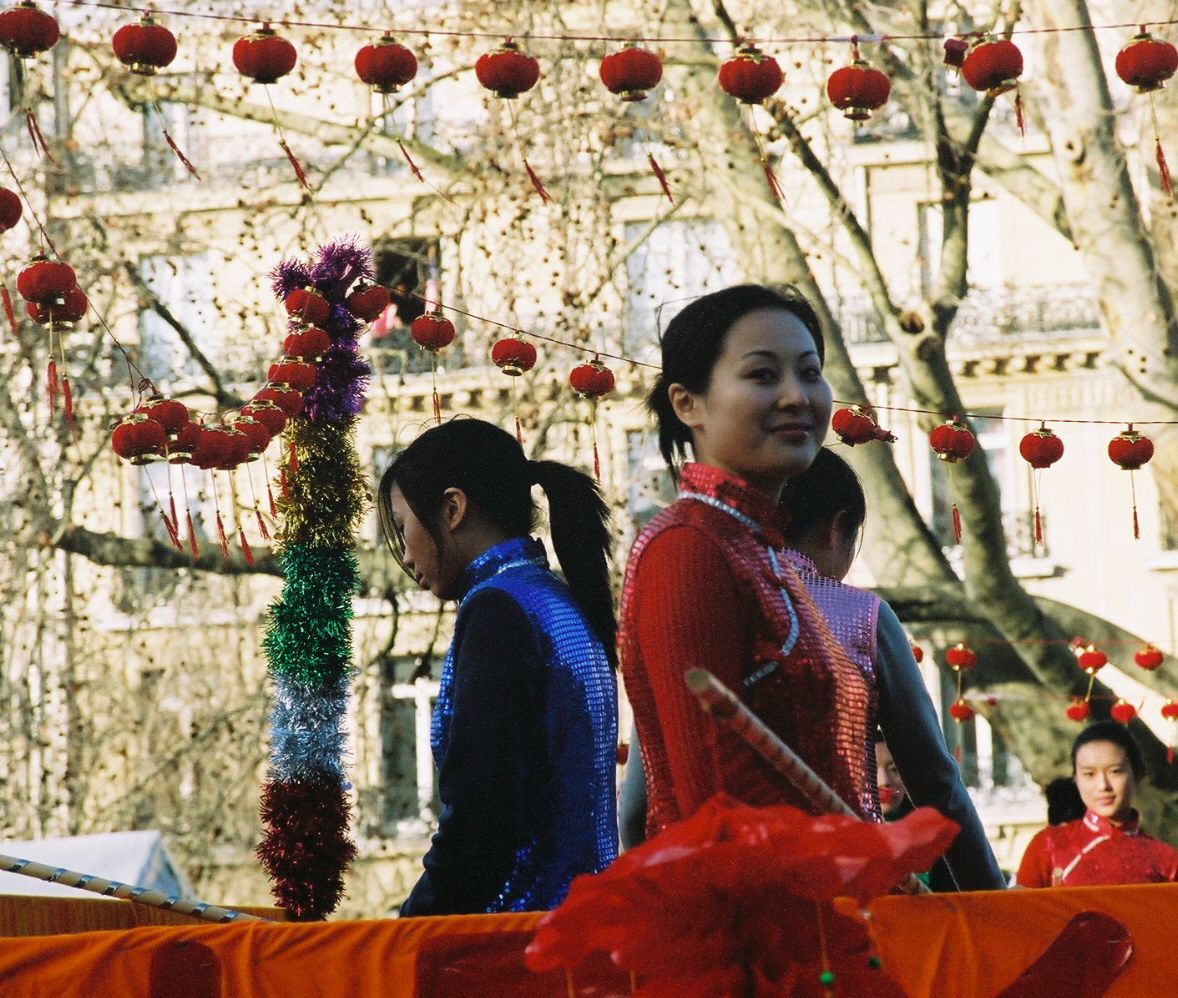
xmin=800 ymin=366 xmax=823 ymax=382
xmin=747 ymin=367 xmax=777 ymax=382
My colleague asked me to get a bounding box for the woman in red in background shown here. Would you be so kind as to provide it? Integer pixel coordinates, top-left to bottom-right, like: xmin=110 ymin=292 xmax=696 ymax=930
xmin=1017 ymin=720 xmax=1178 ymax=887
xmin=619 ymin=284 xmax=1004 ymax=890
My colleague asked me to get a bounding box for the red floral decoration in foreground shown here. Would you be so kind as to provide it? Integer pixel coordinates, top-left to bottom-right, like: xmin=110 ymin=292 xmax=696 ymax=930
xmin=527 ymin=795 xmax=954 ymax=997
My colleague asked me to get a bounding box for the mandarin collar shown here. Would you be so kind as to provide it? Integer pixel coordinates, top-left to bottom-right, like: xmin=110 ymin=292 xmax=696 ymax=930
xmin=679 ymin=463 xmax=785 ymax=547
xmin=1082 ymin=808 xmax=1141 ymax=837
xmin=458 ymin=536 xmax=547 ymax=600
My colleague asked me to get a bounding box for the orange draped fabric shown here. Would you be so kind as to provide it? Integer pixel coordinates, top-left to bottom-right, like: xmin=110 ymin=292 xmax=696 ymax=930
xmin=2 ymin=886 xmax=1176 ymax=996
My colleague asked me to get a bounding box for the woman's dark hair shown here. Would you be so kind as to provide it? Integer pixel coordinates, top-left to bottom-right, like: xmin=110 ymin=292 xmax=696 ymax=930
xmin=647 ymin=283 xmax=826 ymax=475
xmin=1072 ymin=720 xmax=1145 ymax=781
xmin=377 ymin=418 xmax=617 ymax=666
xmin=780 ymin=447 xmax=865 ymax=544
xmin=1045 ymin=776 xmax=1085 ymax=825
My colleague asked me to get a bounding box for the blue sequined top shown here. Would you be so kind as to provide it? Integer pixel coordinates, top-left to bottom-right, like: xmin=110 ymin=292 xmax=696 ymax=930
xmin=400 ymin=536 xmax=618 ymax=916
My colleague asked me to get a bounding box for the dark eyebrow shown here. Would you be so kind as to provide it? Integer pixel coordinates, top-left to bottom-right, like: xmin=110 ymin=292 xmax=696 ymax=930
xmin=739 ymin=349 xmax=820 ymax=361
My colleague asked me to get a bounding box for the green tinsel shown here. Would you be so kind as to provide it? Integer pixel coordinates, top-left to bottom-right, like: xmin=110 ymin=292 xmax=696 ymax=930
xmin=263 ymin=545 xmax=360 ymax=686
xmin=276 ymin=418 xmax=369 ymax=551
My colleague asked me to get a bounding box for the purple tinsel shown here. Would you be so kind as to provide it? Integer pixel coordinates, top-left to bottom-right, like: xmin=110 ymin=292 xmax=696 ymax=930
xmin=270 ymin=238 xmax=374 ymax=423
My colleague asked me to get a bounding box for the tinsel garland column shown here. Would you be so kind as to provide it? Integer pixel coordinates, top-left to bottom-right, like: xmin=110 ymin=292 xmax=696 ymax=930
xmin=256 ymin=240 xmax=371 ymax=920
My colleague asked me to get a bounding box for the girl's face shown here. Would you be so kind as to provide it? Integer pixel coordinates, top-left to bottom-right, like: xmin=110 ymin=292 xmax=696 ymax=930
xmin=875 ymin=740 xmax=907 ymax=817
xmin=1074 ymin=740 xmax=1137 ymax=823
xmin=387 ymin=485 xmax=464 ymax=601
xmin=671 ymin=309 xmax=832 ymax=499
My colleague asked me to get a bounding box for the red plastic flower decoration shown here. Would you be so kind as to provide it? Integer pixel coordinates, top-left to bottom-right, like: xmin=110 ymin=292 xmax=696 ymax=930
xmin=526 ymin=794 xmax=956 ymax=996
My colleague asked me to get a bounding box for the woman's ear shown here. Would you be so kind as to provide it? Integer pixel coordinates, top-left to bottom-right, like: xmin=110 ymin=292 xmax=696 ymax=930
xmin=440 ymin=488 xmax=469 ymax=532
xmin=668 ymin=383 xmax=703 ymax=430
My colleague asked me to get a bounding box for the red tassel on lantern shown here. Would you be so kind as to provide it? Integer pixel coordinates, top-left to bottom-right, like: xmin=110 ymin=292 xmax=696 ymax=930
xmin=599 ymin=43 xmax=672 ymax=204
xmin=1115 ymin=29 xmax=1178 ymax=201
xmin=475 ymin=39 xmax=551 ymax=203
xmin=1108 ymin=424 xmax=1154 ymax=539
xmin=569 ymin=356 xmax=616 ymax=480
xmin=492 ymin=336 xmax=538 ymax=443
xmin=1019 ymin=423 xmax=1064 ymax=549
xmin=410 ymin=309 xmax=456 ymax=425
xmin=1162 ymin=700 xmax=1178 ymax=763
xmin=719 ymin=42 xmax=786 ymax=204
xmin=233 ymin=23 xmax=309 ymax=191
xmin=929 ymin=416 xmax=976 ymax=543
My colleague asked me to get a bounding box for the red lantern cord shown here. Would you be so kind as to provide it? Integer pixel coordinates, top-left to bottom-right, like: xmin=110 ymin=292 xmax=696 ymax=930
xmin=507 ymin=101 xmax=552 ymax=203
xmin=1162 ymin=701 xmax=1178 ymax=764
xmin=209 ymin=472 xmax=230 ymax=564
xmin=1 ymin=286 xmax=16 ymax=337
xmin=929 ymin=416 xmax=976 ymax=543
xmin=150 ymin=99 xmax=201 ymax=180
xmin=263 ymin=87 xmax=311 ymax=192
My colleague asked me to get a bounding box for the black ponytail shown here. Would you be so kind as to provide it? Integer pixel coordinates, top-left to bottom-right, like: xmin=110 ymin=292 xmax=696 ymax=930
xmin=530 ymin=459 xmax=617 ymax=669
xmin=379 ymin=417 xmax=617 ymax=667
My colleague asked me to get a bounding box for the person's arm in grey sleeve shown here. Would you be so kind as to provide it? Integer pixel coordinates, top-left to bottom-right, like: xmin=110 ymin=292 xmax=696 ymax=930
xmin=875 ymin=601 xmax=1006 ymax=891
xmin=618 ymin=722 xmax=648 ymax=850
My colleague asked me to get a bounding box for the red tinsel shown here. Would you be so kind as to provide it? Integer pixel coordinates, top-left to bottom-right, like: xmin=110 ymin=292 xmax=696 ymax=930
xmin=257 ymin=777 xmax=358 ymax=921
xmin=527 ymin=794 xmax=955 ymax=996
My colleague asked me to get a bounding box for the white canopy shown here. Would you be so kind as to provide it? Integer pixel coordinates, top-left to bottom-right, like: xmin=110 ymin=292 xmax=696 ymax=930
xmin=0 ymin=830 xmax=195 ymax=899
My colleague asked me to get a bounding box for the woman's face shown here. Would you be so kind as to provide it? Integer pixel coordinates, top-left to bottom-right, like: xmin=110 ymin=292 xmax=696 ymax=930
xmin=875 ymin=740 xmax=907 ymax=817
xmin=672 ymin=308 xmax=832 ymax=499
xmin=1074 ymin=740 xmax=1137 ymax=823
xmin=387 ymin=485 xmax=464 ymax=601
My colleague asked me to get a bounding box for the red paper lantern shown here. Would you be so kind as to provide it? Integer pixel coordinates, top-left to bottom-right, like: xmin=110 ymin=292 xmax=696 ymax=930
xmin=1077 ymin=644 xmax=1108 ymax=673
xmin=255 ymin=384 xmax=304 ymax=418
xmin=283 ymin=326 xmax=331 ymax=362
xmin=475 ymin=38 xmax=540 ymax=99
xmin=26 ymin=286 xmax=87 ymax=325
xmin=410 ymin=311 xmax=456 ymax=352
xmin=1019 ymin=426 xmax=1064 ymax=469
xmin=1108 ymin=427 xmax=1154 ymax=470
xmin=929 ymin=417 xmax=976 ymax=462
xmin=948 ymin=699 xmax=975 ymax=722
xmin=0 ymin=186 xmax=21 ymax=231
xmin=284 ymin=287 xmax=330 ymax=325
xmin=492 ymin=337 xmax=538 ymax=375
xmin=230 ymin=414 xmax=272 ymax=459
xmin=1110 ymin=700 xmax=1138 ymax=724
xmin=111 ymin=413 xmax=167 ymax=464
xmin=190 ymin=426 xmax=230 ymax=470
xmin=167 ymin=418 xmax=201 ymax=464
xmin=213 ymin=426 xmax=253 ymax=470
xmin=569 ymin=358 xmax=615 ymax=400
xmin=233 ymin=24 xmax=297 ymax=85
xmin=831 ymin=404 xmax=894 ymax=446
xmin=354 ymin=33 xmax=417 ymax=94
xmin=268 ymin=360 xmax=318 ymax=392
xmin=946 ymin=641 xmax=976 ymax=670
xmin=1162 ymin=700 xmax=1178 ymax=721
xmin=112 ymin=14 xmax=177 ymax=75
xmin=346 ymin=282 xmax=391 ymax=322
xmin=1134 ymin=644 xmax=1164 ymax=671
xmin=134 ymin=394 xmax=188 ymax=435
xmin=241 ymin=398 xmax=287 ymax=437
xmin=1115 ymin=32 xmax=1178 ymax=93
xmin=718 ymin=43 xmax=783 ymax=104
xmin=943 ymin=38 xmax=969 ymax=69
xmin=0 ymin=1 xmax=58 ymax=58
xmin=599 ymin=43 xmax=663 ymax=102
xmin=961 ymin=37 xmax=1024 ymax=96
xmin=1065 ymin=699 xmax=1091 ymax=722
xmin=826 ymin=55 xmax=891 ymax=122
xmin=16 ymin=256 xmax=75 ymax=304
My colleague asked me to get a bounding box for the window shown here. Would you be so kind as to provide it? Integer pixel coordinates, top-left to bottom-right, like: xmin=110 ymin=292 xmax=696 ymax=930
xmin=623 ymin=219 xmax=741 ymax=359
xmin=137 ymin=253 xmax=217 ymax=385
xmin=369 ymin=237 xmax=446 ymax=375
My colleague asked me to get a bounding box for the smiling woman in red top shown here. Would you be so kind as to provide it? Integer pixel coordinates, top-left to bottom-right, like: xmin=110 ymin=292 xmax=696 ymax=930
xmin=619 ymin=284 xmax=1004 ymax=890
xmin=1017 ymin=720 xmax=1178 ymax=887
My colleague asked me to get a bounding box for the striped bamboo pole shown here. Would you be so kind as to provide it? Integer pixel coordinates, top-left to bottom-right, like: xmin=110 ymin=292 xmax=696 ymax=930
xmin=0 ymin=853 xmax=272 ymax=923
xmin=684 ymin=667 xmax=930 ymax=895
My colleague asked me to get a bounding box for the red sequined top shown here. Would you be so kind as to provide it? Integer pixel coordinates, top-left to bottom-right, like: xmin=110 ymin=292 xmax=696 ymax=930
xmin=619 ymin=463 xmax=876 ymax=836
xmin=1016 ymin=810 xmax=1178 ymax=887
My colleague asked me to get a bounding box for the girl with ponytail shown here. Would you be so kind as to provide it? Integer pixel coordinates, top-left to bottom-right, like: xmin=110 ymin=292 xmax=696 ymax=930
xmin=378 ymin=417 xmax=618 ymax=916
